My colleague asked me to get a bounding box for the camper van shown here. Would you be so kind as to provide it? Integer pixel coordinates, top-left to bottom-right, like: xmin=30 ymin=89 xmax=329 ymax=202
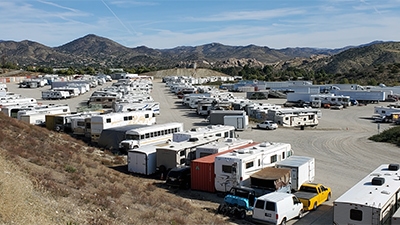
xmin=252 ymin=192 xmax=304 ymax=225
xmin=333 ymin=164 xmax=400 ymax=225
xmin=214 ymin=142 xmax=293 ymax=193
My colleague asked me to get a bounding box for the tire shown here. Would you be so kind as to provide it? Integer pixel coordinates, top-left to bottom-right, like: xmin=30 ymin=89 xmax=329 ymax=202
xmin=236 ymin=209 xmax=246 ymax=219
xmin=298 ymin=209 xmax=304 ymax=219
xmin=327 ymin=193 xmax=331 ymax=201
xmin=280 ymin=218 xmax=287 ymax=225
xmin=312 ymin=202 xmax=317 ymax=211
xmin=217 ymin=204 xmax=224 ymax=214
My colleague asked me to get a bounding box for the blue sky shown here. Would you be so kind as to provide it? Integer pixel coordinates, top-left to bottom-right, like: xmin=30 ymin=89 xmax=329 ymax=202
xmin=1 ymin=0 xmax=400 ymax=49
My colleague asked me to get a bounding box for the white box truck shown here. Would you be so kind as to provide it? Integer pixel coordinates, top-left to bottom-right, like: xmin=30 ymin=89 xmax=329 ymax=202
xmin=275 ymin=156 xmax=315 ymax=192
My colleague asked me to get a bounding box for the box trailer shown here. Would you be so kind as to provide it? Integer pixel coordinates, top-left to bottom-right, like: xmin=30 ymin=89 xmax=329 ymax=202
xmin=275 ymin=155 xmax=315 ymax=192
xmin=333 ymin=164 xmax=400 ymax=225
xmin=208 ymin=110 xmax=246 ymax=125
xmin=127 ymin=141 xmax=170 ymax=175
xmin=223 ymin=115 xmax=249 ymax=130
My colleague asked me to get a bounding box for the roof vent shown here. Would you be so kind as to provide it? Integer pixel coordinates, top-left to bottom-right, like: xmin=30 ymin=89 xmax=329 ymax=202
xmin=388 ymin=164 xmax=399 ymax=171
xmin=237 ymin=149 xmax=249 ymax=154
xmin=372 ymin=177 xmax=385 ymax=186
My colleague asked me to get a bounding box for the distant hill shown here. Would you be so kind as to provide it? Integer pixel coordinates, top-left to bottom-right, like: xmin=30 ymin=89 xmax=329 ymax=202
xmin=300 ymin=42 xmax=400 ymax=74
xmin=0 ymin=34 xmax=341 ymax=69
xmin=0 ymin=34 xmax=399 ymax=82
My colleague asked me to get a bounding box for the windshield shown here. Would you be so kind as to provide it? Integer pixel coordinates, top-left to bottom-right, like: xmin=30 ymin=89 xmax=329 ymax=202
xmin=125 ymin=134 xmax=140 ymax=140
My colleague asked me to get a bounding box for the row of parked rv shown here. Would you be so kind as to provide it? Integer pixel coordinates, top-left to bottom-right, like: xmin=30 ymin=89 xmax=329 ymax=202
xmin=5 ymin=75 xmax=400 ymax=224
xmin=221 ymin=80 xmax=400 ymax=106
xmin=165 ymin=77 xmax=322 ymax=129
xmin=0 ymin=76 xmax=160 ymax=148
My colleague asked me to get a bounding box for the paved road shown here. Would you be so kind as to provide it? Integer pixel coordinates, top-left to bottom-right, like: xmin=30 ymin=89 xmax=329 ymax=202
xmin=6 ymin=79 xmax=400 ymax=224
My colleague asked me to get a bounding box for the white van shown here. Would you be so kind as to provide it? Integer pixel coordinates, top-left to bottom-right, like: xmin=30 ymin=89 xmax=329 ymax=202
xmin=252 ymin=192 xmax=303 ymax=225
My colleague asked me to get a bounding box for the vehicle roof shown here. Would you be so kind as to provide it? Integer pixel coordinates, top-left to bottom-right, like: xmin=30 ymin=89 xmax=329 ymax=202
xmin=169 ymin=166 xmax=190 ymax=172
xmin=215 ymin=142 xmax=291 ymax=160
xmin=276 ymin=155 xmax=314 ymax=167
xmin=257 ymin=192 xmax=294 ymax=202
xmin=334 ymin=164 xmax=400 ymax=208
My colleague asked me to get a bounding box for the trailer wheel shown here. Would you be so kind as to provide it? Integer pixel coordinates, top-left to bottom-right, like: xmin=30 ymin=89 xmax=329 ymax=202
xmin=326 ymin=193 xmax=331 ymax=201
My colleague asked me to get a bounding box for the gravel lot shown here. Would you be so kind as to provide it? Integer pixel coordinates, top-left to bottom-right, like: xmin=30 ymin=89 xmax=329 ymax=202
xmin=6 ymin=79 xmax=400 ymax=224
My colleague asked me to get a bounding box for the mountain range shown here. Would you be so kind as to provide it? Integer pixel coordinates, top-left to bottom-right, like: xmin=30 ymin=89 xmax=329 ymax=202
xmin=0 ymin=34 xmax=399 ymax=76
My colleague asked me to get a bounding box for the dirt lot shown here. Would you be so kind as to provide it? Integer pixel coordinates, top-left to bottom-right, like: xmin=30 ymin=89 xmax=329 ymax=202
xmin=5 ymin=78 xmax=400 ymax=224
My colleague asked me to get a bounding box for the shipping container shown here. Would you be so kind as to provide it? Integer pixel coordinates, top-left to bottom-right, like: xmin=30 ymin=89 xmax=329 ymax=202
xmin=191 ymin=142 xmax=257 ymax=192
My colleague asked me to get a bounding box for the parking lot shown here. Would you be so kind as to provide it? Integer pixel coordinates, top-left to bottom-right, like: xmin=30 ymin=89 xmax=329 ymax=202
xmin=6 ymin=78 xmax=400 ymax=224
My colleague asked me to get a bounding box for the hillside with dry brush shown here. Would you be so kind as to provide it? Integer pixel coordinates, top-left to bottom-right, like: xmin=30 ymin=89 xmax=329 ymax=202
xmin=0 ymin=113 xmax=231 ymax=225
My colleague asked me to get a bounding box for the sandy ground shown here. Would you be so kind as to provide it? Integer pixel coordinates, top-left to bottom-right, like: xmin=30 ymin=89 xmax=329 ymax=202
xmin=5 ymin=79 xmax=400 ymax=224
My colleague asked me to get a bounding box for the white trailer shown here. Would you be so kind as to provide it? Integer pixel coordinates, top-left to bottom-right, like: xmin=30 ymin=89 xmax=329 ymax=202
xmin=112 ymin=101 xmax=160 ymax=115
xmin=127 ymin=125 xmax=235 ymax=176
xmin=17 ymin=104 xmax=71 ymax=124
xmin=156 ymin=135 xmax=222 ymax=174
xmin=41 ymin=90 xmax=70 ymax=100
xmin=374 ymin=106 xmax=400 ymax=118
xmin=0 ymin=97 xmax=37 ymax=107
xmin=275 ymin=112 xmax=319 ymax=128
xmin=127 ymin=141 xmax=170 ymax=175
xmin=223 ymin=115 xmax=249 ymax=130
xmin=332 ymin=89 xmax=386 ymax=103
xmin=172 ymin=125 xmax=236 ymax=143
xmin=1 ymin=103 xmax=39 ymax=118
xmin=275 ymin=155 xmax=315 ymax=192
xmin=214 ymin=142 xmax=293 ymax=193
xmin=90 ymin=111 xmax=156 ymax=143
xmin=195 ymin=138 xmax=253 ymax=159
xmin=333 ymin=164 xmax=400 ymax=225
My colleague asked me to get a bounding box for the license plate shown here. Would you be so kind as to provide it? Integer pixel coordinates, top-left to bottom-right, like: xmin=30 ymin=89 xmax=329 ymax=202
xmin=266 ymin=213 xmax=271 ymax=217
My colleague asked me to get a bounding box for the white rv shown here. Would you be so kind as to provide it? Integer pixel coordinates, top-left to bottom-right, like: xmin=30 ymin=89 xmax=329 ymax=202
xmin=17 ymin=104 xmax=71 ymax=125
xmin=214 ymin=142 xmax=293 ymax=193
xmin=42 ymin=90 xmax=71 ymax=100
xmin=126 ymin=125 xmax=235 ymax=176
xmin=112 ymin=101 xmax=160 ymax=115
xmin=172 ymin=125 xmax=236 ymax=142
xmin=275 ymin=112 xmax=319 ymax=128
xmin=156 ymin=135 xmax=222 ymax=174
xmin=333 ymin=164 xmax=400 ymax=225
xmin=90 ymin=111 xmax=156 ymax=143
xmin=195 ymin=138 xmax=254 ymax=159
xmin=373 ymin=106 xmax=400 ymax=122
xmin=0 ymin=97 xmax=37 ymax=108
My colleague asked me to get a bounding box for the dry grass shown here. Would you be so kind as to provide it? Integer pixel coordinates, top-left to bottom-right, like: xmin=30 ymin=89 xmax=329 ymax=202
xmin=0 ymin=113 xmax=231 ymax=225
